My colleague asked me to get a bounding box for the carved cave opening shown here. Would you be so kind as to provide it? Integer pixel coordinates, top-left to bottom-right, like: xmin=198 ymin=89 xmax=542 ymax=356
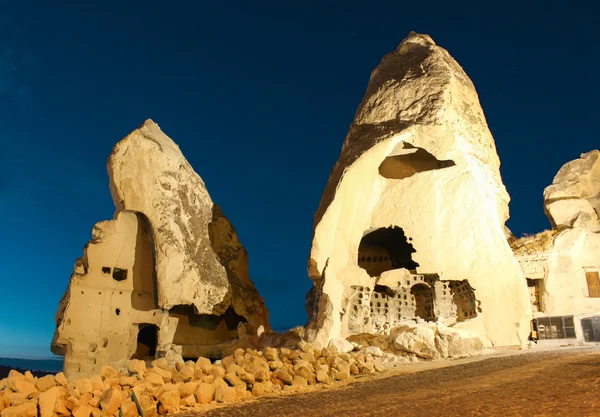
xmin=411 ymin=283 xmax=435 ymax=321
xmin=169 ymin=305 xmax=247 ymax=358
xmin=448 ymin=280 xmax=479 ymax=321
xmin=358 ymin=227 xmax=419 ymax=277
xmin=134 ymin=324 xmax=158 ymax=360
xmin=112 ymin=268 xmax=127 ymax=281
xmin=378 ymin=142 xmax=456 ymax=180
xmin=131 ymin=212 xmax=159 ymax=311
xmin=526 ymin=278 xmax=542 ymax=313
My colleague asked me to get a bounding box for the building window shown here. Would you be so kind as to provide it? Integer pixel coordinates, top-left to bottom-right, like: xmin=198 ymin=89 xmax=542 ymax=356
xmin=585 ymin=271 xmax=600 ymax=298
xmin=581 ymin=316 xmax=600 ymax=342
xmin=535 ymin=316 xmax=576 ymax=340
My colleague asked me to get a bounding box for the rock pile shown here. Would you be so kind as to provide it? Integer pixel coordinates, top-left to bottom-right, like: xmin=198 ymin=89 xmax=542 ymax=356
xmin=347 ymin=322 xmax=485 ymax=364
xmin=0 ymin=342 xmax=385 ymax=416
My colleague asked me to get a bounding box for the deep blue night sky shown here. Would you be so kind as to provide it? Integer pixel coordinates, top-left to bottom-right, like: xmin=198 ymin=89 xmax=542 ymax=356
xmin=0 ymin=1 xmax=598 ymax=358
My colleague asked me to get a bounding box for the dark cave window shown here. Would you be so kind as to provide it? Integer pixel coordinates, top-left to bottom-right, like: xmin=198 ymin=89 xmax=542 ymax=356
xmin=358 ymin=226 xmax=419 ymax=277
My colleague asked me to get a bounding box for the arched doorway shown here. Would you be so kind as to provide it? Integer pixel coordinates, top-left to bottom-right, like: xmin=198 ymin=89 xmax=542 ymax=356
xmin=134 ymin=324 xmax=158 ymax=360
xmin=411 ymin=284 xmax=435 ymax=321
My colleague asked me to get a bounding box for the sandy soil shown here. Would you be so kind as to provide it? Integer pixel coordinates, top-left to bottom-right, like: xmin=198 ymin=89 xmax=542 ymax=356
xmin=181 ymin=346 xmax=600 ymax=417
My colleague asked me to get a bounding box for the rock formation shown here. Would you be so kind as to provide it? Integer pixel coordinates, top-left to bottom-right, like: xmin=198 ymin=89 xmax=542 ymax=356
xmin=513 ymin=151 xmax=600 ymax=340
xmin=52 ymin=120 xmax=270 ymax=380
xmin=544 ymin=150 xmax=600 ymax=229
xmin=306 ymin=32 xmax=531 ymax=348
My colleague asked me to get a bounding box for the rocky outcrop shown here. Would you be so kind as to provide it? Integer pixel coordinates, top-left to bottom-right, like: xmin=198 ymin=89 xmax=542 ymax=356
xmin=544 ymin=150 xmax=600 ymax=229
xmin=306 ymin=32 xmax=531 ymax=348
xmin=513 ymin=151 xmax=600 ymax=329
xmin=107 ymin=120 xmax=266 ymax=319
xmin=52 ymin=120 xmax=269 ymax=380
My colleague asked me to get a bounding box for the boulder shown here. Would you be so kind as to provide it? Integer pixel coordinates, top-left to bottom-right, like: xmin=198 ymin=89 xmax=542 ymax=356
xmin=391 ymin=323 xmax=439 ymax=359
xmin=35 ymin=375 xmax=56 ymax=393
xmin=38 ymin=387 xmax=59 ymax=417
xmin=178 ymin=382 xmax=199 ymax=398
xmin=0 ymin=402 xmax=37 ymax=417
xmin=315 ymin=369 xmax=329 ymax=383
xmin=158 ymin=390 xmax=179 ymax=414
xmin=328 ymin=338 xmax=354 ymax=354
xmin=145 ymin=373 xmax=164 ymax=387
xmin=195 ymin=383 xmax=215 ymax=404
xmin=120 ymin=399 xmax=140 ymax=417
xmin=544 ymin=150 xmax=600 ymax=211
xmin=214 ymin=385 xmax=236 ymax=403
xmin=543 ymin=150 xmax=600 ymax=228
xmin=437 ymin=325 xmax=484 ymax=358
xmin=128 ymin=359 xmax=146 ymax=376
xmin=54 ymin=372 xmax=68 ymax=387
xmin=100 ymin=387 xmax=122 ymax=415
xmin=363 ymin=346 xmax=384 ymax=357
xmin=545 ymin=199 xmax=598 ymax=228
xmin=132 ymin=385 xmax=157 ymax=417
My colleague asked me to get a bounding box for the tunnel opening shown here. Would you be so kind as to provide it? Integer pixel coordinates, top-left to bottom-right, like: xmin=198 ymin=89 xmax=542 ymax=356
xmin=411 ymin=283 xmax=435 ymax=321
xmin=358 ymin=226 xmax=419 ymax=277
xmin=134 ymin=324 xmax=158 ymax=360
xmin=379 ymin=142 xmax=455 ymax=180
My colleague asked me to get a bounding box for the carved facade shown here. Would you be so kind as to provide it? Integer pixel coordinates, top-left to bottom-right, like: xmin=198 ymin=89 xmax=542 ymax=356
xmin=52 ymin=121 xmax=269 ymax=379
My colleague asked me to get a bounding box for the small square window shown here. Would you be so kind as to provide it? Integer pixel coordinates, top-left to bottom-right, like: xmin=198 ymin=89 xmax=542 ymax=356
xmin=102 ymin=267 xmax=111 ymax=274
xmin=112 ymin=268 xmax=128 ymax=281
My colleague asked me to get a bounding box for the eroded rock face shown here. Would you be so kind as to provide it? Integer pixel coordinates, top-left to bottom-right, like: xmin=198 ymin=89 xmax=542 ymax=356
xmin=306 ymin=32 xmax=531 ymax=348
xmin=544 ymin=150 xmax=600 ymax=229
xmin=52 ymin=120 xmax=269 ymax=380
xmin=513 ymin=150 xmax=600 ymax=322
xmin=108 ymin=121 xmax=227 ymax=314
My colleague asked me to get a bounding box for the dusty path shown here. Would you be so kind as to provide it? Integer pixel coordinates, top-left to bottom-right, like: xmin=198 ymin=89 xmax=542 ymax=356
xmin=187 ymin=347 xmax=600 ymax=417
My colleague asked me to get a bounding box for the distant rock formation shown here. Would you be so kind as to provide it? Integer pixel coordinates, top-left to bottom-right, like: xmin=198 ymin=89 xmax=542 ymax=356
xmin=52 ymin=120 xmax=269 ymax=380
xmin=544 ymin=150 xmax=600 ymax=229
xmin=514 ymin=151 xmax=600 ymax=328
xmin=306 ymin=32 xmax=531 ymax=348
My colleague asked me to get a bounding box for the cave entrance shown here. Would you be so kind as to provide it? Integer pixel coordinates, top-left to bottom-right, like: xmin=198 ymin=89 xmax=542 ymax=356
xmin=358 ymin=227 xmax=419 ymax=277
xmin=378 ymin=142 xmax=455 ymax=180
xmin=411 ymin=284 xmax=434 ymax=321
xmin=169 ymin=305 xmax=247 ymax=359
xmin=448 ymin=280 xmax=479 ymax=321
xmin=526 ymin=278 xmax=542 ymax=313
xmin=134 ymin=324 xmax=158 ymax=360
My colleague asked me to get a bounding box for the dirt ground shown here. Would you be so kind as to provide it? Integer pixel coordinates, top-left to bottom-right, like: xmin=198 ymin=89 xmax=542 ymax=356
xmin=184 ymin=346 xmax=600 ymax=417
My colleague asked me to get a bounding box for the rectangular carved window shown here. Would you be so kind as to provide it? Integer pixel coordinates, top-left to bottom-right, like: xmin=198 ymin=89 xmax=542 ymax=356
xmin=536 ymin=316 xmax=576 ymax=340
xmin=586 ymin=271 xmax=600 ymax=298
